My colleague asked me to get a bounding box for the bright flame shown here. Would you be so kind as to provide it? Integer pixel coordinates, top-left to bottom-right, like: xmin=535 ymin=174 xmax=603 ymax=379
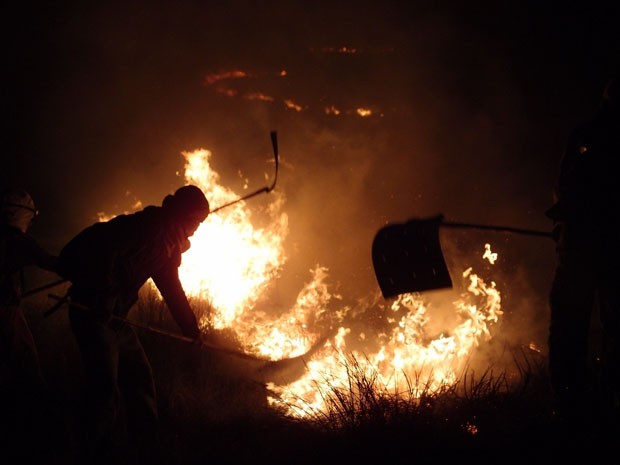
xmin=483 ymin=243 xmax=498 ymax=264
xmin=103 ymin=147 xmax=506 ymax=419
xmin=178 ymin=149 xmax=288 ymax=329
xmin=266 ymin=266 xmax=503 ymax=417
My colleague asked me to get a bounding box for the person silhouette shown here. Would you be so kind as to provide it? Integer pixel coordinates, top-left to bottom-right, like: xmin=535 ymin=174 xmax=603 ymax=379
xmin=0 ymin=188 xmax=61 ymax=462
xmin=546 ymin=77 xmax=619 ymax=432
xmin=56 ymin=184 xmax=210 ymax=463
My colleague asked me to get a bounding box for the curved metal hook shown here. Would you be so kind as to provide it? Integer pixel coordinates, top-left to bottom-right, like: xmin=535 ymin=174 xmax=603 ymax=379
xmin=210 ymin=131 xmax=279 ymax=214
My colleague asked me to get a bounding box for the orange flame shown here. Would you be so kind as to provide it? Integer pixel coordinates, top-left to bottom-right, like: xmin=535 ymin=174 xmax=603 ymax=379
xmin=103 ymin=148 xmax=504 ymax=418
xmin=266 ymin=266 xmax=502 ymax=417
xmin=180 ymin=146 xmax=503 ymax=416
xmin=179 ymin=149 xmax=288 ymax=329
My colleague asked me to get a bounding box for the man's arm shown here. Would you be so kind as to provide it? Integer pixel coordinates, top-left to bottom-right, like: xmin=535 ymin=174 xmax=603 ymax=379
xmin=151 ymin=261 xmax=200 ymax=339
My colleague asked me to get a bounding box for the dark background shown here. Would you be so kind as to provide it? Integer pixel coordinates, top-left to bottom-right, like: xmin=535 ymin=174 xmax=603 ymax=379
xmin=6 ymin=1 xmax=619 ymax=352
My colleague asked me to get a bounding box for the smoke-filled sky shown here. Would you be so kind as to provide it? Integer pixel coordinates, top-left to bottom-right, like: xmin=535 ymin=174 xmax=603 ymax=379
xmin=6 ymin=1 xmax=619 ymax=349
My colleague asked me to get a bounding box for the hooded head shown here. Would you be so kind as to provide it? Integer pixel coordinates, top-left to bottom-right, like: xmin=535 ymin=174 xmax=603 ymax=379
xmin=162 ymin=185 xmax=210 ymax=236
xmin=1 ymin=188 xmax=38 ymax=233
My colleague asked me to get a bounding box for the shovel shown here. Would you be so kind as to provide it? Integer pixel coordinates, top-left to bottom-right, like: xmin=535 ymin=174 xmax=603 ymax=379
xmin=372 ymin=215 xmax=552 ymax=299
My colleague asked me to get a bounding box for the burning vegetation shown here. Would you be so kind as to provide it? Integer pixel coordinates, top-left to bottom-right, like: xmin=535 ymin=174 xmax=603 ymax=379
xmin=77 ymin=146 xmax=610 ymax=465
xmin=204 ymin=65 xmax=383 ymax=119
xmin=111 ymin=147 xmax=508 ymax=421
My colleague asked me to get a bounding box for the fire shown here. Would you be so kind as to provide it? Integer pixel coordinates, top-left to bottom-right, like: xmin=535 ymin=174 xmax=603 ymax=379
xmin=101 ymin=148 xmax=505 ymax=418
xmin=178 ymin=147 xmax=503 ymax=417
xmin=178 ymin=149 xmax=288 ymax=329
xmin=284 ymin=100 xmax=304 ymax=112
xmin=266 ymin=266 xmax=502 ymax=417
xmin=202 ymin=67 xmax=383 ymax=118
xmin=483 ymin=243 xmax=498 ymax=264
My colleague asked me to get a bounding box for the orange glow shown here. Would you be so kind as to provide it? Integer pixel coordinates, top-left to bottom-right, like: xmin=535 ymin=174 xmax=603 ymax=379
xmin=205 ymin=70 xmax=251 ymax=85
xmin=180 ymin=153 xmax=504 ymax=415
xmin=483 ymin=243 xmax=497 ymax=264
xmin=216 ymin=87 xmax=238 ymax=97
xmin=266 ymin=266 xmax=502 ymax=417
xmin=102 ymin=147 xmax=504 ymax=418
xmin=325 ymin=105 xmax=341 ymax=115
xmin=244 ymin=92 xmax=274 ymax=102
xmin=202 ymin=67 xmax=389 ymax=118
xmin=284 ymin=99 xmax=303 ymax=112
xmin=178 ymin=149 xmax=287 ymax=329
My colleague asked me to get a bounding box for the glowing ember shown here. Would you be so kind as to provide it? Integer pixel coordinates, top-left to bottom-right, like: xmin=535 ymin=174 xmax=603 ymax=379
xmin=483 ymin=243 xmax=498 ymax=264
xmin=284 ymin=100 xmax=304 ymax=112
xmin=203 ymin=67 xmax=384 ymax=118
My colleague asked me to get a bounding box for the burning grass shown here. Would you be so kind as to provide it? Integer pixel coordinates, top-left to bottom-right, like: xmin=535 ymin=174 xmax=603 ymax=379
xmin=13 ymin=148 xmax=616 ymax=463
xmin=15 ymin=292 xmax=618 ymax=465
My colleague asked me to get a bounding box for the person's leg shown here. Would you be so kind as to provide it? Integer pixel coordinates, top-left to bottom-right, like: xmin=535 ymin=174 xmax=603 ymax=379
xmin=0 ymin=303 xmax=51 ymax=462
xmin=117 ymin=324 xmax=158 ymax=458
xmin=548 ymin=248 xmax=596 ymax=419
xmin=596 ymin=272 xmax=620 ymax=430
xmin=0 ymin=304 xmax=45 ymax=385
xmin=118 ymin=325 xmax=158 ymax=425
xmin=69 ymin=309 xmax=122 ymax=463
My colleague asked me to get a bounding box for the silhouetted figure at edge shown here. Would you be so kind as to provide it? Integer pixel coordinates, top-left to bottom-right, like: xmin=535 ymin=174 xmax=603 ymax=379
xmin=56 ymin=185 xmax=210 ymax=464
xmin=0 ymin=188 xmax=63 ymax=462
xmin=546 ymin=77 xmax=619 ymax=436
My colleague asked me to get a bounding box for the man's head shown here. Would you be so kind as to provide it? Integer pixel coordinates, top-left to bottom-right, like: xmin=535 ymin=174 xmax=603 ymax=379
xmin=162 ymin=185 xmax=210 ymax=236
xmin=1 ymin=188 xmax=38 ymax=233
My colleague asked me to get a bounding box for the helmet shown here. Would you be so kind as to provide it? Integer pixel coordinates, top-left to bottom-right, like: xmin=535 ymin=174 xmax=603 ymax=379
xmin=1 ymin=188 xmax=38 ymax=233
xmin=162 ymin=185 xmax=210 ymax=220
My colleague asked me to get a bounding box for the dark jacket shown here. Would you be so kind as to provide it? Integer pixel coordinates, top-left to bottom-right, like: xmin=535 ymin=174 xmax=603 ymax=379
xmin=57 ymin=206 xmax=200 ymax=339
xmin=545 ymin=102 xmax=619 ymax=247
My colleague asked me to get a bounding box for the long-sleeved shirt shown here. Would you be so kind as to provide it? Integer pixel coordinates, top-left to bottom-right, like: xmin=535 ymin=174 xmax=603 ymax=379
xmin=57 ymin=206 xmax=200 ymax=339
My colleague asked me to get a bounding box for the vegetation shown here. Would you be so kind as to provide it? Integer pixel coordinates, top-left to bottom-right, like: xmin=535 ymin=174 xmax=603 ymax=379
xmin=16 ymin=290 xmax=618 ymax=465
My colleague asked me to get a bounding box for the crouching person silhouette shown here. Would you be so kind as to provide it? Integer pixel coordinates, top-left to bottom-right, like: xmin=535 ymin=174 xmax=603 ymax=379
xmin=56 ymin=185 xmax=209 ymax=463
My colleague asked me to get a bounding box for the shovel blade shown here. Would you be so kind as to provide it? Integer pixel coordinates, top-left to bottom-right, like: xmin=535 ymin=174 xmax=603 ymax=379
xmin=372 ymin=215 xmax=452 ymax=298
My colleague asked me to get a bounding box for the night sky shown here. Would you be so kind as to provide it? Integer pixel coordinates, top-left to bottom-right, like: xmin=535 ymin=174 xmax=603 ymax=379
xmin=6 ymin=1 xmax=619 ymax=351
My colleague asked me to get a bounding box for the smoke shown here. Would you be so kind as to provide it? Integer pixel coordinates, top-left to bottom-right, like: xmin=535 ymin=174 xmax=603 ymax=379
xmin=7 ymin=1 xmax=617 ymax=364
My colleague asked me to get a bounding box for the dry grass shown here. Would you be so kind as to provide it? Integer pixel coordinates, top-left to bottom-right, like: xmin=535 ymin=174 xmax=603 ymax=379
xmin=11 ymin=292 xmax=619 ymax=465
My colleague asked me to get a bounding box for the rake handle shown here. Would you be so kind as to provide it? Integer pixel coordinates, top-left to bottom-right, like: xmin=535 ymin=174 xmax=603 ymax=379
xmin=45 ymin=294 xmax=272 ymax=362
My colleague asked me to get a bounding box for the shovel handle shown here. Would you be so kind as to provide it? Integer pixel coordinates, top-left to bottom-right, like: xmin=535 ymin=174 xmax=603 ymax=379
xmin=441 ymin=221 xmax=552 ymax=238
